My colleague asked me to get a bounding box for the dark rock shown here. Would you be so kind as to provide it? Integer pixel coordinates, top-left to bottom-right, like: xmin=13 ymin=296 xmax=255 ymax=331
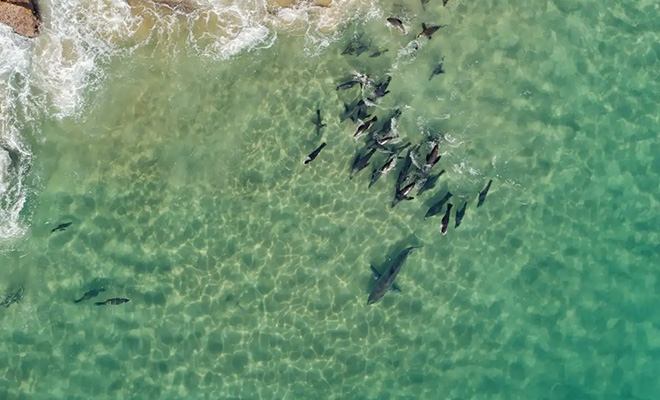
xmin=0 ymin=0 xmax=40 ymax=38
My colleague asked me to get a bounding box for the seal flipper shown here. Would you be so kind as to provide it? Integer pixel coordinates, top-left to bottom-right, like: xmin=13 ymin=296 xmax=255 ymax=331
xmin=370 ymin=265 xmax=382 ymax=280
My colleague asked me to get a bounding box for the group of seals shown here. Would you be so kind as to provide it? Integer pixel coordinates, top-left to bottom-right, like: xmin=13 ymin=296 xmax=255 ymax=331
xmin=340 ymin=8 xmax=492 ymax=303
xmin=37 ymin=4 xmax=489 ymax=310
xmin=73 ymin=287 xmax=129 ymax=306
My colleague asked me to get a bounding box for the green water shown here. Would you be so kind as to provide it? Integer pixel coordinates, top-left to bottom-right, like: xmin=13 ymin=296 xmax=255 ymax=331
xmin=1 ymin=0 xmax=659 ymax=399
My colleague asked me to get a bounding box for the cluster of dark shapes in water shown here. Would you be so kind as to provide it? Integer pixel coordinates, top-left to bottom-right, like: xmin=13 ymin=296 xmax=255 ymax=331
xmin=2 ymin=223 xmax=131 ymax=309
xmin=8 ymin=2 xmax=482 ymax=310
xmin=304 ymin=7 xmax=494 ymax=305
xmin=74 ymin=287 xmax=128 ymax=306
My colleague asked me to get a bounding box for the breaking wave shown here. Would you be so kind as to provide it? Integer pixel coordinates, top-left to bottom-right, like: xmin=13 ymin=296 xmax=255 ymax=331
xmin=0 ymin=0 xmax=381 ymax=241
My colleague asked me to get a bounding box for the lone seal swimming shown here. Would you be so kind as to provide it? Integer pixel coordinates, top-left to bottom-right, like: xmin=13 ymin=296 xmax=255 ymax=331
xmin=95 ymin=298 xmax=129 ymax=306
xmin=441 ymin=203 xmax=453 ymax=235
xmin=416 ymin=23 xmax=446 ymax=40
xmin=74 ymin=288 xmax=106 ymax=303
xmin=304 ymin=142 xmax=327 ymax=165
xmin=425 ymin=191 xmax=453 ymax=219
xmin=477 ymin=179 xmax=493 ymax=207
xmin=51 ymin=222 xmax=72 ymax=233
xmin=312 ymin=108 xmax=326 ymax=137
xmin=455 ymin=201 xmax=467 ymax=228
xmin=386 ymin=18 xmax=406 ymax=34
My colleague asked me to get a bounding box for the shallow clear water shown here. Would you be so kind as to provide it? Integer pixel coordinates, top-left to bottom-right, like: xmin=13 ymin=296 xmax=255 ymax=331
xmin=1 ymin=0 xmax=659 ymax=398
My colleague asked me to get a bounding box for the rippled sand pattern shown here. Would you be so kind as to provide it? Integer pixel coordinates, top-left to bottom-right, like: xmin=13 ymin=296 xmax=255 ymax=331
xmin=1 ymin=0 xmax=659 ymax=398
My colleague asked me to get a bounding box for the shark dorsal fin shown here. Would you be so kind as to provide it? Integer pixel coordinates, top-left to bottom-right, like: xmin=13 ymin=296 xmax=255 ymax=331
xmin=370 ymin=265 xmax=381 ymax=280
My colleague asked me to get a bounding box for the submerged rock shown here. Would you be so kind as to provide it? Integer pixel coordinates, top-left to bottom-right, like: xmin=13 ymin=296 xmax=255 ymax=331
xmin=0 ymin=0 xmax=40 ymax=38
xmin=2 ymin=285 xmax=24 ymax=307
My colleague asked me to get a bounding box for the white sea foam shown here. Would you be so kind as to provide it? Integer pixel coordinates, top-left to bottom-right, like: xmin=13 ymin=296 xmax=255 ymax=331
xmin=0 ymin=26 xmax=33 ymax=242
xmin=33 ymin=0 xmax=140 ymax=118
xmin=29 ymin=0 xmax=382 ymax=116
xmin=393 ymin=39 xmax=420 ymax=70
xmin=0 ymin=0 xmax=383 ymax=240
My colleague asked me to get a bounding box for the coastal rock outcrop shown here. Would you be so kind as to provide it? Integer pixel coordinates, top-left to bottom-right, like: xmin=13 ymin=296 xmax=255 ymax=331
xmin=0 ymin=0 xmax=39 ymax=38
xmin=272 ymin=0 xmax=332 ymax=7
xmin=141 ymin=0 xmax=197 ymax=13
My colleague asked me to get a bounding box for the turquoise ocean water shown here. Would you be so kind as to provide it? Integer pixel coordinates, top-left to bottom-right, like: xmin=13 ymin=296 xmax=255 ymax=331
xmin=1 ymin=0 xmax=659 ymax=398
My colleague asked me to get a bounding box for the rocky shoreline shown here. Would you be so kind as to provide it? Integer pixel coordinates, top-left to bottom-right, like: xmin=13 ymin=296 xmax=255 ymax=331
xmin=0 ymin=0 xmax=39 ymax=37
xmin=271 ymin=0 xmax=332 ymax=6
xmin=0 ymin=0 xmax=332 ymax=39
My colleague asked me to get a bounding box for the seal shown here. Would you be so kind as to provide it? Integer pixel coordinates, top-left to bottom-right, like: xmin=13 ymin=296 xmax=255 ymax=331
xmin=312 ymin=108 xmax=326 ymax=137
xmin=386 ymin=18 xmax=406 ymax=34
xmin=74 ymin=287 xmax=106 ymax=303
xmin=304 ymin=142 xmax=327 ymax=165
xmin=349 ymin=148 xmax=377 ymax=179
xmin=477 ymin=179 xmax=493 ymax=207
xmin=429 ymin=57 xmax=446 ymax=80
xmin=441 ymin=203 xmax=453 ymax=235
xmin=425 ymin=191 xmax=453 ymax=219
xmin=455 ymin=201 xmax=467 ymax=228
xmin=354 ymin=116 xmax=377 ymax=140
xmin=95 ymin=298 xmax=129 ymax=306
xmin=416 ymin=23 xmax=446 ymax=40
xmin=417 ymin=169 xmax=445 ymax=196
xmin=51 ymin=222 xmax=72 ymax=233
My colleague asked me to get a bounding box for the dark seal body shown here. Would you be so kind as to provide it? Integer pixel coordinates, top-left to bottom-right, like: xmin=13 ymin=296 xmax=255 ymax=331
xmin=477 ymin=179 xmax=493 ymax=207
xmin=313 ymin=108 xmax=326 ymax=137
xmin=349 ymin=148 xmax=377 ymax=179
xmin=386 ymin=18 xmax=406 ymax=33
xmin=429 ymin=58 xmax=446 ymax=80
xmin=95 ymin=298 xmax=130 ymax=306
xmin=455 ymin=201 xmax=467 ymax=228
xmin=417 ymin=169 xmax=445 ymax=196
xmin=75 ymin=287 xmax=106 ymax=303
xmin=336 ymin=80 xmax=360 ymax=91
xmin=51 ymin=222 xmax=72 ymax=233
xmin=441 ymin=203 xmax=453 ymax=235
xmin=304 ymin=142 xmax=327 ymax=165
xmin=354 ymin=116 xmax=377 ymax=140
xmin=425 ymin=192 xmax=453 ymax=219
xmin=416 ymin=23 xmax=445 ymax=40
xmin=369 ymin=153 xmax=397 ymax=188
